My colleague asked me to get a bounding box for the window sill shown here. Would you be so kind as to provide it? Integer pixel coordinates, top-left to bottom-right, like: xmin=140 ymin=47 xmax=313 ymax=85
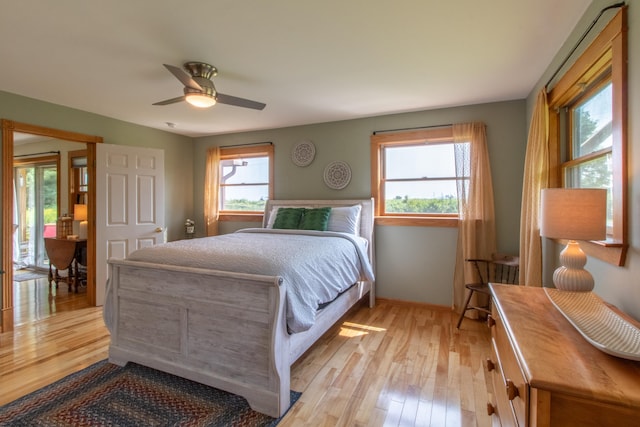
xmin=375 ymin=216 xmax=458 ymax=227
xmin=219 ymin=213 xmax=264 ymax=223
xmin=558 ymin=238 xmax=628 ymax=267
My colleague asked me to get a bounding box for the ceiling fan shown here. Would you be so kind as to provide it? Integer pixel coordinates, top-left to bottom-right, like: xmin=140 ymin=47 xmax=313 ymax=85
xmin=153 ymin=62 xmax=266 ymax=110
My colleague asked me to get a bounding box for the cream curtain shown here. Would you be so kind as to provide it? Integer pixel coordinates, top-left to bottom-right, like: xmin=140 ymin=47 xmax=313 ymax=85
xmin=452 ymin=122 xmax=497 ymax=316
xmin=204 ymin=147 xmax=221 ymax=236
xmin=518 ymin=89 xmax=549 ymax=286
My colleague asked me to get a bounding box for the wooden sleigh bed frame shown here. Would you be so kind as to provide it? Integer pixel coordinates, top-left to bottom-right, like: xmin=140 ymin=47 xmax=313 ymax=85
xmin=105 ymin=199 xmax=375 ymax=417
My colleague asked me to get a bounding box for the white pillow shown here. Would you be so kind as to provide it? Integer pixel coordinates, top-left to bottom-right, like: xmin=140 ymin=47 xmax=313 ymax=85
xmin=265 ymin=207 xmax=280 ymax=228
xmin=327 ymin=205 xmax=362 ymax=235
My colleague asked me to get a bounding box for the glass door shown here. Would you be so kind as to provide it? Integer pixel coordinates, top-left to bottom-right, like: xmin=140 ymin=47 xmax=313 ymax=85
xmin=13 ymin=161 xmax=58 ymax=270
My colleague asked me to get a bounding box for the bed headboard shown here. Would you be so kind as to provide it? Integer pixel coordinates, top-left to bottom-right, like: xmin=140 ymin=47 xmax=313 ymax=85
xmin=263 ymin=198 xmax=375 ymax=263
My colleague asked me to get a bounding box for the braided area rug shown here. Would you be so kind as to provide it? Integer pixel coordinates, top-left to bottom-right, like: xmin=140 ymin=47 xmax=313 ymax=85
xmin=0 ymin=360 xmax=300 ymax=426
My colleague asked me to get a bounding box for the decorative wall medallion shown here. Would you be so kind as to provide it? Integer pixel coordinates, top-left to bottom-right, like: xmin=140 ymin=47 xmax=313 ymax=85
xmin=323 ymin=161 xmax=351 ymax=190
xmin=291 ymin=140 xmax=316 ymax=167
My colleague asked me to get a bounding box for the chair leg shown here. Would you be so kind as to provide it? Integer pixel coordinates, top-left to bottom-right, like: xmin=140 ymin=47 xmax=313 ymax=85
xmin=456 ymin=287 xmax=476 ymax=329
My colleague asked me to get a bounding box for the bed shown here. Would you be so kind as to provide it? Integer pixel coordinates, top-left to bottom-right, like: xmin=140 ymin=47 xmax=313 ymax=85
xmin=103 ymin=198 xmax=375 ymax=417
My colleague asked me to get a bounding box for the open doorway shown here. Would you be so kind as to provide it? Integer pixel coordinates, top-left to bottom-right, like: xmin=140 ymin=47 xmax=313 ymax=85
xmin=1 ymin=120 xmax=102 ymax=333
xmin=11 ymin=138 xmax=89 ymax=325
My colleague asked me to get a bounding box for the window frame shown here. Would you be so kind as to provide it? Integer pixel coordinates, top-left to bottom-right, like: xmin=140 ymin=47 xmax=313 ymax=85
xmin=547 ymin=7 xmax=627 ymax=266
xmin=370 ymin=127 xmax=459 ymax=227
xmin=217 ymin=144 xmax=274 ymax=223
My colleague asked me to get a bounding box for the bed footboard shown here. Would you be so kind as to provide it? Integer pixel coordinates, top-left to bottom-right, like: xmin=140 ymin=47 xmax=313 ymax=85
xmin=105 ymin=259 xmax=291 ymax=418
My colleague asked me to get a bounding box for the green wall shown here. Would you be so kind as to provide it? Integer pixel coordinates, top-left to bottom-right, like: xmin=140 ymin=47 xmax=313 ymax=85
xmin=526 ymin=2 xmax=640 ymax=321
xmin=194 ymin=100 xmax=526 ymax=306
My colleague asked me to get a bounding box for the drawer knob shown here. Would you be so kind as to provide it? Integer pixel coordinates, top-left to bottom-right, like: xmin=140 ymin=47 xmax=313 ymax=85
xmin=487 ymin=315 xmax=496 ymax=327
xmin=487 ymin=403 xmax=496 ymax=416
xmin=486 ymin=358 xmax=496 ymax=372
xmin=506 ymin=379 xmax=519 ymax=400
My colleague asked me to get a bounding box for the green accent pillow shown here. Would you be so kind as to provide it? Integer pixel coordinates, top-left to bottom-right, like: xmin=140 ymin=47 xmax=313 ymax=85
xmin=299 ymin=207 xmax=332 ymax=231
xmin=272 ymin=207 xmax=305 ymax=229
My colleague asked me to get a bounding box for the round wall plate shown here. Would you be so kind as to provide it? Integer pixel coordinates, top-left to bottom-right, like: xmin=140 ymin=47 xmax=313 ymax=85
xmin=323 ymin=160 xmax=351 ymax=190
xmin=291 ymin=140 xmax=316 ymax=167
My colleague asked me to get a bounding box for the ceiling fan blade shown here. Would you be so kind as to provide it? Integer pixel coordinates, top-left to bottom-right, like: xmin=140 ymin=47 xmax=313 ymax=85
xmin=216 ymin=93 xmax=266 ymax=110
xmin=152 ymin=96 xmax=185 ymax=106
xmin=163 ymin=64 xmax=202 ymax=91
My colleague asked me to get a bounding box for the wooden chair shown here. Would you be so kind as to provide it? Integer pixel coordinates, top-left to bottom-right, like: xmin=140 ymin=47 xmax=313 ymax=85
xmin=456 ymin=254 xmax=519 ymax=329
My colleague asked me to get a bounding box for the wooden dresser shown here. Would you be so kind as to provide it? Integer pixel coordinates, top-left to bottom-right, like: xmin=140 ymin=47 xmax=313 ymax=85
xmin=487 ymin=284 xmax=640 ymax=426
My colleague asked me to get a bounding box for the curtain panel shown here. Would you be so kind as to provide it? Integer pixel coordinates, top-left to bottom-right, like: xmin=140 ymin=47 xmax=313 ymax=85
xmin=519 ymin=89 xmax=549 ymax=286
xmin=452 ymin=122 xmax=497 ymax=316
xmin=204 ymin=147 xmax=221 ymax=236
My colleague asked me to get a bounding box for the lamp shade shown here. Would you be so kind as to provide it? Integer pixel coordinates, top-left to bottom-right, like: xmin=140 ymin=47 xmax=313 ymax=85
xmin=74 ymin=204 xmax=87 ymax=221
xmin=540 ymin=188 xmax=606 ymax=241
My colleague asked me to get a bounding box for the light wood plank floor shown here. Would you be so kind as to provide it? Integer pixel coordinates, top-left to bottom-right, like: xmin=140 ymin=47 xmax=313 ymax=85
xmin=1 ymin=278 xmax=494 ymax=426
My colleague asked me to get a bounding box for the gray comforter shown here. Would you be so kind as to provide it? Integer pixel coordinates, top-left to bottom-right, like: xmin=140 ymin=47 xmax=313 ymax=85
xmin=124 ymin=228 xmax=375 ymax=333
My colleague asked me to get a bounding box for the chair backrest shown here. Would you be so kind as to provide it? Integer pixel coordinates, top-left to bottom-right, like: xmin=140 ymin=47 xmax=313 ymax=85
xmin=467 ymin=253 xmax=519 ymax=286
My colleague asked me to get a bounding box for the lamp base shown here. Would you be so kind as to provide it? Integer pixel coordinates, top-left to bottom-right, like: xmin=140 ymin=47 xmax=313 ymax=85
xmin=553 ymin=240 xmax=594 ymax=292
xmin=79 ymin=220 xmax=88 ymax=240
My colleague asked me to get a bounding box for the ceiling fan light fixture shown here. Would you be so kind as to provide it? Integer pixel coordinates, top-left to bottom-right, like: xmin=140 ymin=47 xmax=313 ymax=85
xmin=155 ymin=62 xmax=265 ymax=110
xmin=185 ymin=93 xmax=216 ymax=108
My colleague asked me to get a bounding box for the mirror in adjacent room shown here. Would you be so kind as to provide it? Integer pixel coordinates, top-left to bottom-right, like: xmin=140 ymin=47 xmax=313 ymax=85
xmin=69 ymin=150 xmax=88 ymax=240
xmin=69 ymin=150 xmax=88 ymax=209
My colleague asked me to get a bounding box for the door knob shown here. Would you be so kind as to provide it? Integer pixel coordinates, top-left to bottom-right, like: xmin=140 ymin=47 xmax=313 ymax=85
xmin=155 ymin=227 xmax=163 ymax=232
xmin=487 ymin=403 xmax=496 ymax=416
xmin=506 ymin=379 xmax=519 ymax=400
xmin=487 ymin=315 xmax=496 ymax=327
xmin=486 ymin=358 xmax=496 ymax=372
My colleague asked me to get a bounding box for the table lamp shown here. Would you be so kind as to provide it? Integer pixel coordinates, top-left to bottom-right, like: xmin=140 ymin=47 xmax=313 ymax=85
xmin=540 ymin=188 xmax=607 ymax=292
xmin=74 ymin=204 xmax=88 ymax=240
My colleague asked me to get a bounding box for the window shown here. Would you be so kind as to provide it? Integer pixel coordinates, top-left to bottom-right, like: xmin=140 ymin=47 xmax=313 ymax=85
xmin=547 ymin=7 xmax=627 ymax=265
xmin=218 ymin=144 xmax=274 ymax=221
xmin=371 ymin=126 xmax=465 ymax=227
xmin=563 ymin=81 xmax=613 ymax=232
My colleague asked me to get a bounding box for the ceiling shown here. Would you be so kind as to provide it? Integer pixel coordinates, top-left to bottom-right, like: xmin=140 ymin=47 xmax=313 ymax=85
xmin=0 ymin=1 xmax=592 ymax=138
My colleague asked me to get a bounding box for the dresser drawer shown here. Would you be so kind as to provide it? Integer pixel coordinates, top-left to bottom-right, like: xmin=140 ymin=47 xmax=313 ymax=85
xmin=489 ymin=341 xmax=516 ymax=426
xmin=491 ymin=309 xmax=528 ymax=426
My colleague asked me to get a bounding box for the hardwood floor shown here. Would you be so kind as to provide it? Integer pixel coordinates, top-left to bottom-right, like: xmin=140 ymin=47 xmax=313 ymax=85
xmin=283 ymin=300 xmax=494 ymax=427
xmin=1 ymin=279 xmax=494 ymax=426
xmin=11 ymin=272 xmax=92 ymax=326
xmin=1 ymin=275 xmax=108 ymax=406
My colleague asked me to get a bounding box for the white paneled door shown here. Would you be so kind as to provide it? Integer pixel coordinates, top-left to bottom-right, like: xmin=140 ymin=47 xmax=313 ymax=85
xmin=95 ymin=144 xmax=165 ymax=305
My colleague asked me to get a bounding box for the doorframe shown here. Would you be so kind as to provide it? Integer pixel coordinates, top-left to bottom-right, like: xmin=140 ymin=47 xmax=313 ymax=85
xmin=2 ymin=119 xmax=102 ymax=332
